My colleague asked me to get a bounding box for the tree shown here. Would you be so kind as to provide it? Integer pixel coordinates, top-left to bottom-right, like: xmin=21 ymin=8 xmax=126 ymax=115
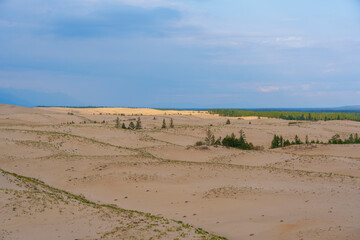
xmin=294 ymin=135 xmax=302 ymax=144
xmin=226 ymin=119 xmax=231 ymax=125
xmin=222 ymin=133 xmax=237 ymax=147
xmin=136 ymin=117 xmax=142 ymax=129
xmin=307 ymin=113 xmax=312 ymax=121
xmin=214 ymin=137 xmax=222 ymax=145
xmin=222 ymin=131 xmax=254 ymax=150
xmin=271 ymin=135 xmax=280 ymax=149
xmin=121 ymin=123 xmax=126 ymax=129
xmin=305 ymin=135 xmax=309 ymax=144
xmin=128 ymin=122 xmax=135 ymax=129
xmin=284 ymin=139 xmax=291 ymax=146
xmin=115 ymin=117 xmax=120 ymax=128
xmin=205 ymin=129 xmax=215 ymax=145
xmin=170 ymin=118 xmax=174 ymax=128
xmin=349 ymin=134 xmax=354 ymax=143
xmin=329 ymin=134 xmax=340 ymax=144
xmin=162 ymin=119 xmax=167 ymax=128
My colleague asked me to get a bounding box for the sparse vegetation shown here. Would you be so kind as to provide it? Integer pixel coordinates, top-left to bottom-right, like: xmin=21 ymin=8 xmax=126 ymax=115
xmin=328 ymin=133 xmax=360 ymax=144
xmin=204 ymin=129 xmax=216 ymax=145
xmin=136 ymin=117 xmax=142 ymax=129
xmin=222 ymin=130 xmax=255 ymax=150
xmin=115 ymin=117 xmax=121 ymax=128
xmin=195 ymin=141 xmax=205 ymax=146
xmin=270 ymin=133 xmax=360 ymax=149
xmin=0 ymin=168 xmax=227 ymax=240
xmin=170 ymin=118 xmax=174 ymax=128
xmin=200 ymin=129 xmax=255 ymax=150
xmin=128 ymin=122 xmax=135 ymax=130
xmin=162 ymin=119 xmax=167 ymax=129
xmin=270 ymin=135 xmax=293 ymax=149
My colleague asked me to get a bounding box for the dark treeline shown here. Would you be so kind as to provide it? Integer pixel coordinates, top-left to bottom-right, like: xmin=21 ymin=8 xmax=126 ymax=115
xmin=328 ymin=133 xmax=360 ymax=144
xmin=209 ymin=109 xmax=360 ymax=121
xmin=271 ymin=133 xmax=360 ymax=149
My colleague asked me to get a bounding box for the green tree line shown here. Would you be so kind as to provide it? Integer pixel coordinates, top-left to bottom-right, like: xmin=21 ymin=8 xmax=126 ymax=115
xmin=209 ymin=109 xmax=360 ymax=121
xmin=271 ymin=133 xmax=360 ymax=149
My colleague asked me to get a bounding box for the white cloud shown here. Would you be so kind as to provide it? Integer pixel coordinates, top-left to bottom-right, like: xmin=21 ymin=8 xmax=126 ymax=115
xmin=301 ymin=84 xmax=311 ymax=90
xmin=276 ymin=36 xmax=302 ymax=42
xmin=322 ymin=68 xmax=339 ymax=74
xmin=259 ymin=86 xmax=280 ymax=92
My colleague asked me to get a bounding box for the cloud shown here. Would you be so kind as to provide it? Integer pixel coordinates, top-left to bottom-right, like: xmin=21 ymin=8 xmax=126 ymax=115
xmin=276 ymin=36 xmax=302 ymax=42
xmin=301 ymin=84 xmax=311 ymax=90
xmin=258 ymin=86 xmax=280 ymax=92
xmin=322 ymin=68 xmax=339 ymax=74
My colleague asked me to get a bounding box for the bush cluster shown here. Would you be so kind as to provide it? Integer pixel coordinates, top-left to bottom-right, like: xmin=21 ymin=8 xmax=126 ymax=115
xmin=202 ymin=129 xmax=255 ymax=150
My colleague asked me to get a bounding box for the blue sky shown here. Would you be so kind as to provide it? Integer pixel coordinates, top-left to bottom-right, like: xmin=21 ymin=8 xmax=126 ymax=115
xmin=1 ymin=0 xmax=360 ymax=108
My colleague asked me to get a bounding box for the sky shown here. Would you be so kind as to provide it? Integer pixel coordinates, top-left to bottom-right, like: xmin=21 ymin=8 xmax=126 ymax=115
xmin=1 ymin=0 xmax=360 ymax=108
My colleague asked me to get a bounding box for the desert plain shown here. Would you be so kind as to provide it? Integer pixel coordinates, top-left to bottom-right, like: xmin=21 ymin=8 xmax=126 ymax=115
xmin=0 ymin=104 xmax=360 ymax=240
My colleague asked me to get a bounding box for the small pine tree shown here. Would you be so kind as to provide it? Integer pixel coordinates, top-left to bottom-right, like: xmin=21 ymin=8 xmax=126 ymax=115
xmin=205 ymin=129 xmax=215 ymax=145
xmin=284 ymin=139 xmax=291 ymax=146
xmin=136 ymin=117 xmax=142 ymax=129
xmin=115 ymin=117 xmax=120 ymax=128
xmin=128 ymin=122 xmax=135 ymax=129
xmin=349 ymin=134 xmax=354 ymax=143
xmin=170 ymin=118 xmax=174 ymax=128
xmin=121 ymin=123 xmax=126 ymax=129
xmin=162 ymin=119 xmax=167 ymax=129
xmin=226 ymin=119 xmax=231 ymax=125
xmin=294 ymin=135 xmax=302 ymax=144
xmin=270 ymin=135 xmax=279 ymax=149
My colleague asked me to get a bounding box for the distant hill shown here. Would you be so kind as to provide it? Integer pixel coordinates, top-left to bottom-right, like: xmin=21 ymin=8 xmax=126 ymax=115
xmin=332 ymin=105 xmax=360 ymax=112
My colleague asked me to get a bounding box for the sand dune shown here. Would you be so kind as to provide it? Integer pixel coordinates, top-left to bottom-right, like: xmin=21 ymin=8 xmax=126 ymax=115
xmin=1 ymin=104 xmax=359 ymax=239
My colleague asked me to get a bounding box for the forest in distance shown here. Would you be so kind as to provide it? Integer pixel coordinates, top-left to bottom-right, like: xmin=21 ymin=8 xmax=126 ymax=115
xmin=209 ymin=109 xmax=360 ymax=121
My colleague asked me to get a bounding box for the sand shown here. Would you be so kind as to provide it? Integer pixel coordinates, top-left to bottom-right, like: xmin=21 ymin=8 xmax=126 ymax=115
xmin=0 ymin=104 xmax=359 ymax=240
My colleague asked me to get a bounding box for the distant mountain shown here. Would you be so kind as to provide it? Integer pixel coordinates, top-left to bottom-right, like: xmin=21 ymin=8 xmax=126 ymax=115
xmin=332 ymin=105 xmax=360 ymax=112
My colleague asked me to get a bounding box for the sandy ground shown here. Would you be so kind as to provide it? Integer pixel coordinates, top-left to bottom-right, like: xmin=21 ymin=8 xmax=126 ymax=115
xmin=0 ymin=104 xmax=360 ymax=240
